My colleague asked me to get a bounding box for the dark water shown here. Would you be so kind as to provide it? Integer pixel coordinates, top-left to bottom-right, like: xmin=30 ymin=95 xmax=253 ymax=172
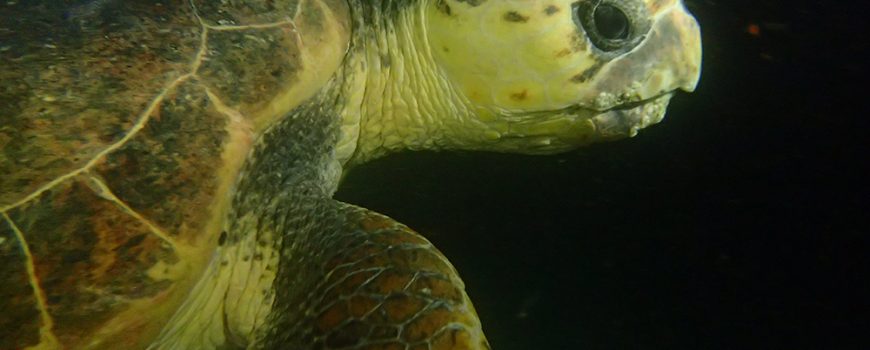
xmin=336 ymin=1 xmax=868 ymax=349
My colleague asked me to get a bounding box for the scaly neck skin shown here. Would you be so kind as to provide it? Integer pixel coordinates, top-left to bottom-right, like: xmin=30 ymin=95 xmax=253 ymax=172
xmin=337 ymin=0 xmax=501 ymax=167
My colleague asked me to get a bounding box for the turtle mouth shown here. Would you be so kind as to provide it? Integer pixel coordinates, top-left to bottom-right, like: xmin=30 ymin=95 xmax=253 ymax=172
xmin=500 ymin=89 xmax=675 ymax=122
xmin=493 ymin=92 xmax=675 ymax=154
xmin=587 ymin=92 xmax=674 ymax=138
xmin=502 ymin=91 xmax=675 ymax=124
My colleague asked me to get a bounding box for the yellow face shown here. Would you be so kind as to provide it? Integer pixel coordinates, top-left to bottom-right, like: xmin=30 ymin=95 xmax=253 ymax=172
xmin=426 ymin=0 xmax=702 ymax=151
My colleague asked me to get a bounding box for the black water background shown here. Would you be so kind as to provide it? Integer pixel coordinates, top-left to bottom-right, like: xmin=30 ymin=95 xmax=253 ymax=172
xmin=336 ymin=0 xmax=868 ymax=349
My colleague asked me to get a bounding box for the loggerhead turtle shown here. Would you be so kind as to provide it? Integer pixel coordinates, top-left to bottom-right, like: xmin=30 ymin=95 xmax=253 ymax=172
xmin=0 ymin=0 xmax=701 ymax=349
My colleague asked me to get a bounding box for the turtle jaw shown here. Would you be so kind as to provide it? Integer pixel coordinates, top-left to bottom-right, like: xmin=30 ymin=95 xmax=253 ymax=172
xmin=490 ymin=92 xmax=674 ymax=155
xmin=588 ymin=91 xmax=674 ymax=140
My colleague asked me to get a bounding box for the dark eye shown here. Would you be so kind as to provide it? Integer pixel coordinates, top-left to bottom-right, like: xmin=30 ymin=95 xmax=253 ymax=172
xmin=593 ymin=4 xmax=629 ymax=40
xmin=573 ymin=0 xmax=648 ymax=53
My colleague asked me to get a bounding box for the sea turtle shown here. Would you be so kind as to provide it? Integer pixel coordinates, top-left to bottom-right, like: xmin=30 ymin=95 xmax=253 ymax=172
xmin=0 ymin=0 xmax=701 ymax=348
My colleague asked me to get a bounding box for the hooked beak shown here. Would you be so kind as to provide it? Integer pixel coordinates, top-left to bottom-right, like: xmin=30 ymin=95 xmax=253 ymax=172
xmin=669 ymin=2 xmax=703 ymax=92
xmin=583 ymin=1 xmax=703 ymax=106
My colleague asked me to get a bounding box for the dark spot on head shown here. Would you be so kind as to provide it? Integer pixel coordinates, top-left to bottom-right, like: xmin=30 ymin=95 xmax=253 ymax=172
xmin=571 ymin=61 xmax=605 ymax=83
xmin=510 ymin=90 xmax=528 ymax=101
xmin=456 ymin=0 xmax=487 ymax=6
xmin=545 ymin=5 xmax=560 ymax=15
xmin=555 ymin=48 xmax=572 ymax=58
xmin=218 ymin=231 xmax=227 ymax=246
xmin=571 ymin=73 xmax=588 ymax=83
xmin=504 ymin=11 xmax=529 ymax=23
xmin=380 ymin=54 xmax=391 ymax=68
xmin=570 ymin=33 xmax=588 ymax=52
xmin=435 ymin=0 xmax=452 ymax=16
xmin=443 ymin=46 xmax=450 ymax=53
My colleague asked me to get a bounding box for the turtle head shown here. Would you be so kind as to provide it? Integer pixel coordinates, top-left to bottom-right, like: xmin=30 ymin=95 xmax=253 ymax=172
xmin=426 ymin=0 xmax=702 ymax=153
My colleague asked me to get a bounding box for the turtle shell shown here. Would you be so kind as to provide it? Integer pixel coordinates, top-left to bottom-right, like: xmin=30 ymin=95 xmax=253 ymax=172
xmin=0 ymin=0 xmax=349 ymax=348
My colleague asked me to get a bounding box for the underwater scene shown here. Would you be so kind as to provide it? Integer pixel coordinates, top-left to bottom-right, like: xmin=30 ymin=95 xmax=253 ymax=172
xmin=0 ymin=0 xmax=865 ymax=349
xmin=339 ymin=0 xmax=867 ymax=349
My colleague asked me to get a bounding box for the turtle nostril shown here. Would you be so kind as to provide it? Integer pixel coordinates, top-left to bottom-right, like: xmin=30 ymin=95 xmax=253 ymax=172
xmin=593 ymin=4 xmax=629 ymax=40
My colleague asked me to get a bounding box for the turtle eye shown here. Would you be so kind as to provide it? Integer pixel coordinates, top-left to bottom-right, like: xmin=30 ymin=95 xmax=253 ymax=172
xmin=593 ymin=4 xmax=629 ymax=40
xmin=573 ymin=0 xmax=647 ymax=53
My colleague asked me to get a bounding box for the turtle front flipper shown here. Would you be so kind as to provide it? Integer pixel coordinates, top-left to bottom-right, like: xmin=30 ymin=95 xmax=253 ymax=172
xmin=165 ymin=90 xmax=491 ymax=349
xmin=230 ymin=93 xmax=490 ymax=347
xmin=257 ymin=202 xmax=490 ymax=349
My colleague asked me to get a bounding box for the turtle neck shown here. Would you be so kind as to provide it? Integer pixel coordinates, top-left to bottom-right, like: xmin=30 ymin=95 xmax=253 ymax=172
xmin=335 ymin=0 xmax=501 ymax=168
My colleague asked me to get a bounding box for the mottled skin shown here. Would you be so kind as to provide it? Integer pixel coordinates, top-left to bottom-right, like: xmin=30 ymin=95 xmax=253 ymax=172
xmin=0 ymin=0 xmax=701 ymax=349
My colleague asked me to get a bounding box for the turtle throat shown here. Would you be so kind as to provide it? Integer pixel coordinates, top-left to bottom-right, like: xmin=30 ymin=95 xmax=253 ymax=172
xmin=337 ymin=0 xmax=497 ymax=167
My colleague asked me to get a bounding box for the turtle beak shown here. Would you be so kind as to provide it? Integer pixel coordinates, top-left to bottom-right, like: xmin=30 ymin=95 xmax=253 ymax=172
xmin=585 ymin=1 xmax=703 ymax=102
xmin=633 ymin=0 xmax=702 ymax=95
xmin=669 ymin=1 xmax=703 ymax=93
